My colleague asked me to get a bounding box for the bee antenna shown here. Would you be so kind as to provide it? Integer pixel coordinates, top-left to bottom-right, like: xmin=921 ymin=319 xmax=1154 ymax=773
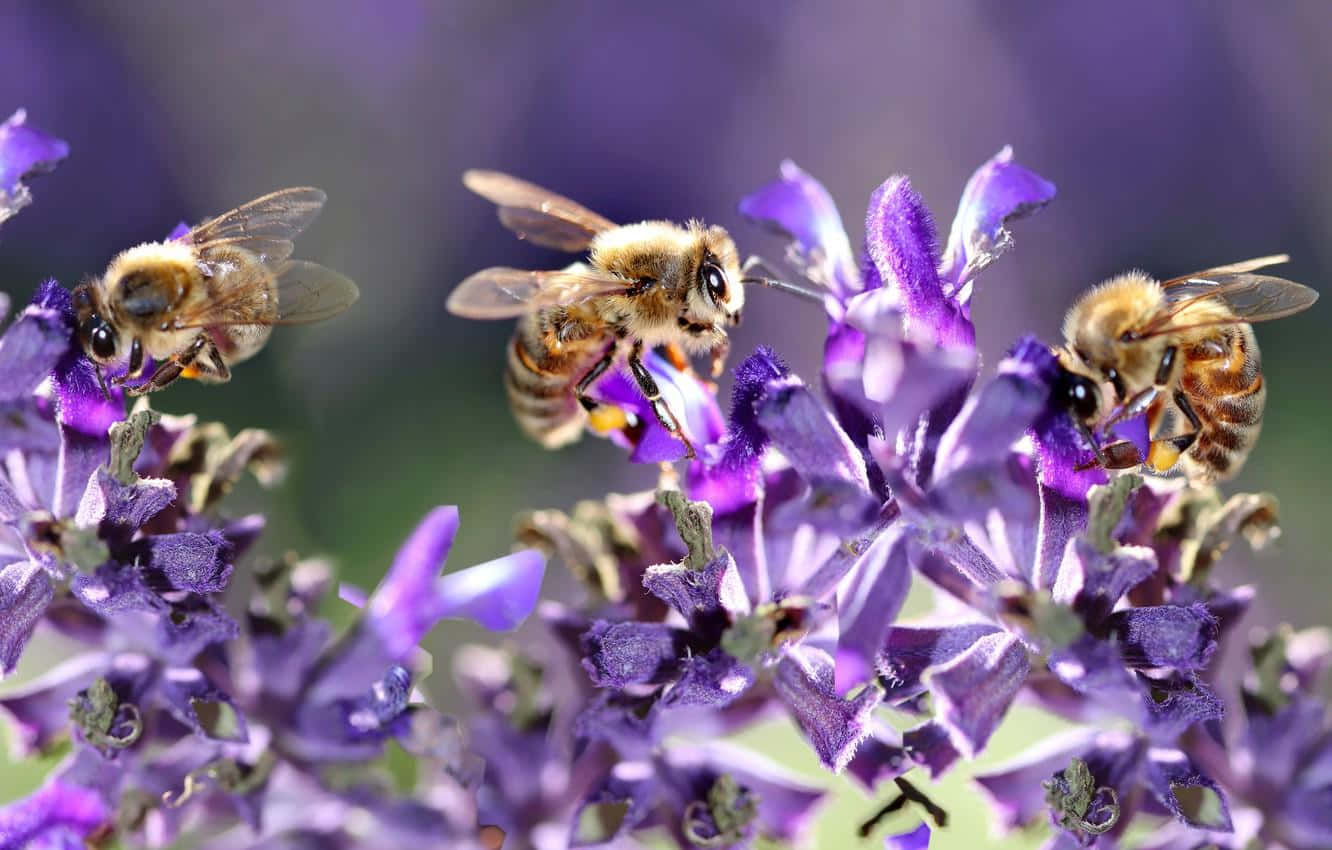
xmin=740 ymin=276 xmax=825 ymax=304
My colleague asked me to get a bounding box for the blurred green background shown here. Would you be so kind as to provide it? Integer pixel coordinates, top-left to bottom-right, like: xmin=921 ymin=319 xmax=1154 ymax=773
xmin=3 ymin=2 xmax=1331 ymax=847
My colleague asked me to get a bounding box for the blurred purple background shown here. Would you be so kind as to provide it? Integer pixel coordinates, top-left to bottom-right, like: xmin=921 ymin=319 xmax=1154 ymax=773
xmin=2 ymin=1 xmax=1329 ymax=634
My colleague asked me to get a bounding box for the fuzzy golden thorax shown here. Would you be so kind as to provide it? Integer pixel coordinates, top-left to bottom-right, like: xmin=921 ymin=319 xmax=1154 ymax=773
xmin=78 ymin=241 xmax=205 ymax=365
xmin=589 ymin=220 xmax=743 ymax=353
xmin=1061 ymin=271 xmax=1171 ymax=394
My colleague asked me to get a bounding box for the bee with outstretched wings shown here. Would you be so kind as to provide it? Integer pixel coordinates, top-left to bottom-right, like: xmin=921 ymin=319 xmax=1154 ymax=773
xmin=72 ymin=187 xmax=359 ymax=395
xmin=1056 ymin=253 xmax=1318 ymax=484
xmin=447 ymin=169 xmax=756 ymax=457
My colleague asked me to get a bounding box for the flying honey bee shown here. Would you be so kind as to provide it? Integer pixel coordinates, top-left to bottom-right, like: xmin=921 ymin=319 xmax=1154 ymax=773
xmin=1052 ymin=255 xmax=1318 ymax=483
xmin=72 ymin=188 xmax=359 ymax=395
xmin=447 ymin=170 xmax=817 ymax=458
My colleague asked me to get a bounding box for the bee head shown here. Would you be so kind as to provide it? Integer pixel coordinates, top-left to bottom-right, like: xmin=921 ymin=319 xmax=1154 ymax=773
xmin=72 ymin=282 xmax=120 ymax=364
xmin=688 ymin=225 xmax=744 ymax=328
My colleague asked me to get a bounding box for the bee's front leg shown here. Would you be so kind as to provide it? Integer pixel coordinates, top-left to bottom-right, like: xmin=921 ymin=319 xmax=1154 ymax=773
xmin=628 ymin=341 xmax=696 ymax=460
xmin=126 ymin=334 xmax=209 ymax=396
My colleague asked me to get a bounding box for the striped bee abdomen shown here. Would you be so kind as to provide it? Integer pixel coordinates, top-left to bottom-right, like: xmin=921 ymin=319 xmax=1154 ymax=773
xmin=504 ymin=312 xmax=611 ymax=449
xmin=1179 ymin=325 xmax=1265 ymax=482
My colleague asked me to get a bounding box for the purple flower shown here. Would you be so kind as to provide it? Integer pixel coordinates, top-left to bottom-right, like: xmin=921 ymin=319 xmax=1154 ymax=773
xmin=0 ymin=109 xmax=68 ymax=226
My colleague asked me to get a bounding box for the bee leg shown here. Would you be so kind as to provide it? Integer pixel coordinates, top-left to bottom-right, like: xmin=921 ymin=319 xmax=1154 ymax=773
xmin=707 ymin=337 xmax=729 ymax=378
xmin=1102 ymin=385 xmax=1160 ymax=430
xmin=127 ymin=335 xmax=208 ymax=396
xmin=575 ymin=347 xmax=617 ymax=413
xmin=109 ymin=338 xmax=146 ymax=388
xmin=628 ymin=343 xmax=696 ymax=460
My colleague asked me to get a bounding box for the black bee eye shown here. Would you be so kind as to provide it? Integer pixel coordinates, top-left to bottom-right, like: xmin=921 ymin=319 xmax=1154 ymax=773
xmin=83 ymin=316 xmax=117 ymax=361
xmin=701 ymin=262 xmax=727 ymax=305
xmin=1055 ymin=370 xmax=1100 ymax=421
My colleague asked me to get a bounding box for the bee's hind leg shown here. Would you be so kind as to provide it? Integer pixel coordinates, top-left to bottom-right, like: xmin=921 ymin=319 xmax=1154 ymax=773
xmin=575 ymin=347 xmax=629 ymax=435
xmin=628 ymin=341 xmax=696 ymax=460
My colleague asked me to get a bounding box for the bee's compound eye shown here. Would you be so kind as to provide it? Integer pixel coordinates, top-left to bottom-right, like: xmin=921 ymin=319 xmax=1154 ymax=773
xmin=1056 ymin=370 xmax=1100 ymax=421
xmin=86 ymin=318 xmax=117 ymax=360
xmin=701 ymin=262 xmax=728 ymax=304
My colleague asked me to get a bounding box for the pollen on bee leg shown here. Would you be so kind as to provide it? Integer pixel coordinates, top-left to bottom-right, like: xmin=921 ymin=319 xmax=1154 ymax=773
xmin=180 ymin=365 xmax=201 ymax=380
xmin=1147 ymin=440 xmax=1183 ymax=473
xmin=587 ymin=404 xmax=630 ymax=434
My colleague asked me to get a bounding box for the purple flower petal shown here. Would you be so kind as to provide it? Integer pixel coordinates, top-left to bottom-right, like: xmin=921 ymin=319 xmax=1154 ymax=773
xmin=902 ymin=722 xmax=961 ymax=778
xmin=643 ymin=550 xmax=750 ymax=635
xmin=660 ymin=649 xmax=755 ymax=709
xmin=1045 ymin=635 xmax=1145 ymax=722
xmin=774 ymin=645 xmax=881 ymax=771
xmin=688 ymin=347 xmax=789 ymax=514
xmin=1142 ymin=673 xmax=1223 ymax=740
xmin=244 ymin=616 xmax=331 ymax=702
xmin=0 ymin=298 xmax=69 ymax=404
xmin=939 ymin=146 xmax=1056 ymax=295
xmin=70 ymin=564 xmax=162 ymax=616
xmin=0 ymin=653 xmax=103 ymax=756
xmin=433 ymin=548 xmax=545 ymax=631
xmin=0 ymin=110 xmax=69 ymax=225
xmin=137 ymin=530 xmax=234 ymax=594
xmin=927 ymin=631 xmax=1029 ymax=758
xmin=865 ymin=176 xmax=970 ymax=348
xmin=159 ymin=666 xmax=249 ymax=743
xmin=837 ymin=288 xmax=978 ymax=438
xmin=291 ymin=666 xmax=416 ymax=763
xmin=739 ymin=160 xmax=859 ymax=299
xmin=581 ymin=620 xmax=686 ymax=688
xmin=0 ymin=776 xmax=108 ymax=849
xmin=75 ymin=468 xmax=175 ymax=533
xmin=835 ymin=528 xmax=912 ymax=694
xmin=1052 ymin=538 xmax=1156 ymax=626
xmin=0 ymin=560 xmax=53 ymax=676
xmin=755 ymin=374 xmax=873 ymax=501
xmin=1108 ymin=603 xmax=1218 ymax=671
xmin=877 ymin=623 xmax=1002 ymax=703
xmin=367 ymin=507 xmax=545 ymax=659
xmin=367 ymin=505 xmax=459 ymax=655
xmin=885 ymin=822 xmax=931 ymax=850
xmin=846 ymin=722 xmax=912 ymax=790
xmin=1143 ymin=747 xmax=1232 ymax=831
xmin=154 ymin=596 xmax=238 ymax=662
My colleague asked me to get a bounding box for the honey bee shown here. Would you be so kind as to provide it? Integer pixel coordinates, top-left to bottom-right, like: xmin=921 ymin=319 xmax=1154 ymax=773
xmin=447 ymin=170 xmax=817 ymax=458
xmin=72 ymin=188 xmax=359 ymax=395
xmin=1052 ymin=255 xmax=1318 ymax=483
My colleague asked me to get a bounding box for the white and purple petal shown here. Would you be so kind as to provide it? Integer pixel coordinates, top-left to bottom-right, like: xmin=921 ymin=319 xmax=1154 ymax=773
xmin=0 ymin=110 xmax=69 ymax=226
xmin=939 ymin=146 xmax=1056 ymax=298
xmin=834 ymin=527 xmax=912 ymax=694
xmin=739 ymin=160 xmax=859 ymax=299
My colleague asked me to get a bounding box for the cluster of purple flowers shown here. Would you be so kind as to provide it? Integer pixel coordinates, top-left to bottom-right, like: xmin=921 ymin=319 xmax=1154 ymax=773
xmin=1 ymin=109 xmax=1327 ymax=850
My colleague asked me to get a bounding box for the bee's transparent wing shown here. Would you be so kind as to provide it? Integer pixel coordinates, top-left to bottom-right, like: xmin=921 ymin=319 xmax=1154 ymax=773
xmin=463 ymin=170 xmax=615 ymax=252
xmin=188 ymin=187 xmax=328 ymax=268
xmin=1136 ymin=269 xmax=1318 ymax=338
xmin=169 ymin=260 xmax=359 ymax=329
xmin=1161 ymin=254 xmax=1290 ymax=287
xmin=446 ymin=266 xmax=628 ymax=320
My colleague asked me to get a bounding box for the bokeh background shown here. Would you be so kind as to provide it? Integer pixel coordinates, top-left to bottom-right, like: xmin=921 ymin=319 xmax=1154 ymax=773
xmin=3 ymin=2 xmax=1330 ymax=847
